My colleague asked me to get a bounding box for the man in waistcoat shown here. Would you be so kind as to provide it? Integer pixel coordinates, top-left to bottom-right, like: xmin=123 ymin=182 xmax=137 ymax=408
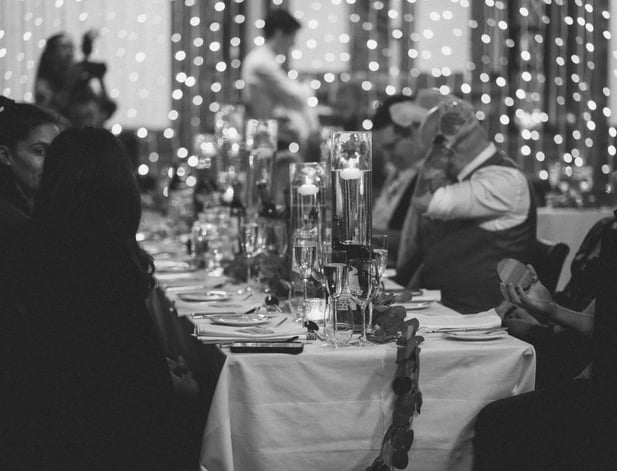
xmin=396 ymin=98 xmax=536 ymax=313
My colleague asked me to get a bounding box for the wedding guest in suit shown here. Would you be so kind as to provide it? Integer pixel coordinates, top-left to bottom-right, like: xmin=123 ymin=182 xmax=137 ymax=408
xmin=0 ymin=128 xmax=174 ymax=470
xmin=241 ymin=9 xmax=319 ymax=148
xmin=0 ymin=96 xmax=60 ymax=237
xmin=474 ymin=215 xmax=617 ymax=470
xmin=396 ymin=98 xmax=536 ymax=313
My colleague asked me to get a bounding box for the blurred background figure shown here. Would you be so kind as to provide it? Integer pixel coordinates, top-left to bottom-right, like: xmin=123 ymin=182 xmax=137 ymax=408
xmin=371 ymin=89 xmax=454 ymax=262
xmin=241 ymin=9 xmax=319 ymax=152
xmin=370 ymin=94 xmax=430 ymax=262
xmin=34 ymin=30 xmax=117 ymax=127
xmin=0 ymin=96 xmax=61 ymax=237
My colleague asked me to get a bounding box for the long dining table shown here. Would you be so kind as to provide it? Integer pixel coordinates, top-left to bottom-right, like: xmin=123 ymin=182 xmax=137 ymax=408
xmin=196 ymin=320 xmax=535 ymax=471
xmin=146 ymin=239 xmax=536 ymax=471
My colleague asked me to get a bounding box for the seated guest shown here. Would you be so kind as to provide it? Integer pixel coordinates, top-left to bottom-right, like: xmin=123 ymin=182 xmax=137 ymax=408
xmin=0 ymin=128 xmax=175 ymax=470
xmin=474 ymin=217 xmax=617 ymax=470
xmin=396 ymin=98 xmax=536 ymax=313
xmin=371 ymin=94 xmax=429 ymax=261
xmin=0 ymin=96 xmax=60 ymax=236
xmin=371 ymin=90 xmax=453 ymax=262
xmin=500 ymin=217 xmax=613 ymax=387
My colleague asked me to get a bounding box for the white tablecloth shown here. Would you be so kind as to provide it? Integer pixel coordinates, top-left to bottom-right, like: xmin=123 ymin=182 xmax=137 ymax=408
xmin=199 ymin=318 xmax=535 ymax=471
xmin=537 ymin=207 xmax=614 ymax=290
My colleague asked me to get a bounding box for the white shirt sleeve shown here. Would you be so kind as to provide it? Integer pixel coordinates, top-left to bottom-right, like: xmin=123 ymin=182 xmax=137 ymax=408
xmin=245 ymin=50 xmax=307 ymax=110
xmin=425 ymin=166 xmax=531 ymax=230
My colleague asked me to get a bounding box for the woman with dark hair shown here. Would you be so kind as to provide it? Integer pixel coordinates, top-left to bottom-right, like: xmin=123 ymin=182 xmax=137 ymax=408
xmin=0 ymin=96 xmax=60 ymax=235
xmin=0 ymin=128 xmax=174 ymax=470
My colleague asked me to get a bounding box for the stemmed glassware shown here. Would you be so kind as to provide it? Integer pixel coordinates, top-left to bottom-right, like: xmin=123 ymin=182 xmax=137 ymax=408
xmin=347 ymin=258 xmax=375 ymax=346
xmin=322 ymin=249 xmax=349 ymax=347
xmin=241 ymin=221 xmax=263 ymax=293
xmin=293 ymin=230 xmax=318 ymax=322
xmin=371 ymin=234 xmax=388 ymax=296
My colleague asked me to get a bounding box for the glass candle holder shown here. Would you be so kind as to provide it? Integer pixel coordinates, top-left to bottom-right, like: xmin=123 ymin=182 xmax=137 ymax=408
xmin=329 ymin=131 xmax=373 ymax=260
xmin=245 ymin=119 xmax=277 ymax=220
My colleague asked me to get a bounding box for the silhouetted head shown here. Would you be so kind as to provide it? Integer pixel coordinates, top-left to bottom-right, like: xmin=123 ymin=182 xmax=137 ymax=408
xmin=34 ymin=127 xmax=141 ymax=242
xmin=263 ymin=10 xmax=301 ymax=54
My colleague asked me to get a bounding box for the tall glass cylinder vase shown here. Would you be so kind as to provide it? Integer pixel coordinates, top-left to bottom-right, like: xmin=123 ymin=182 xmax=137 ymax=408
xmin=329 ymin=131 xmax=372 ymax=259
xmin=289 ymin=162 xmax=327 ymax=320
xmin=214 ymin=104 xmax=245 ymax=199
xmin=245 ymin=119 xmax=277 ymax=221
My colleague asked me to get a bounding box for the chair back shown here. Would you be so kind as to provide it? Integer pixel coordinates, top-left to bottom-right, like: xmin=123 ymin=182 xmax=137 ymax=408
xmin=533 ymin=239 xmax=570 ymax=293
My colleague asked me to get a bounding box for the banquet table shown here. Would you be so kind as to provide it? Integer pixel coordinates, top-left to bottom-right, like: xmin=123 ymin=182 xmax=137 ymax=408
xmin=197 ymin=310 xmax=536 ymax=471
xmin=537 ymin=206 xmax=614 ymax=290
xmin=144 ymin=237 xmax=536 ymax=471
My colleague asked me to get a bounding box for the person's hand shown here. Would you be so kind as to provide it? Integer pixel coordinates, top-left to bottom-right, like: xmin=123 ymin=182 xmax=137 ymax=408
xmin=502 ymin=318 xmax=540 ymax=339
xmin=500 ymin=265 xmax=556 ymax=323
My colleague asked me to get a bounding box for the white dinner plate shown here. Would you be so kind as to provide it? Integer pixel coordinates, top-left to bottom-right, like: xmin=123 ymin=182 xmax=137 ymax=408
xmin=442 ymin=330 xmax=508 ymax=341
xmin=210 ymin=315 xmax=273 ymax=327
xmin=405 ymin=301 xmax=432 ymax=310
xmin=177 ymin=291 xmax=231 ymax=302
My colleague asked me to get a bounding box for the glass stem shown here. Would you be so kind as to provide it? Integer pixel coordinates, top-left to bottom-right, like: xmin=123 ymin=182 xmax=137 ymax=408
xmin=302 ymin=277 xmax=308 ymax=320
xmin=360 ymin=302 xmax=367 ymax=342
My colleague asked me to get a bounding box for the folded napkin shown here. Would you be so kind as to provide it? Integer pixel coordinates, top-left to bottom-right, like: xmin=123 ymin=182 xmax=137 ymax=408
xmin=193 ymin=314 xmax=305 ymax=344
xmin=174 ymin=296 xmax=259 ymax=317
xmin=161 ymin=275 xmax=229 ymax=291
xmin=406 ymin=304 xmax=502 ymax=331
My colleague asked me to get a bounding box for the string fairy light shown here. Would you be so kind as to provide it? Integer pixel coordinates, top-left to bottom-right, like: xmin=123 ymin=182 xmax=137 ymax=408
xmin=1 ymin=0 xmax=615 ymax=188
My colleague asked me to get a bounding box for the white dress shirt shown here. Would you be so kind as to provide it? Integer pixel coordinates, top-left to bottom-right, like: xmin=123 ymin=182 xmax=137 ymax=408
xmin=426 ymin=143 xmax=531 ymax=231
xmin=241 ymin=45 xmax=318 ymax=140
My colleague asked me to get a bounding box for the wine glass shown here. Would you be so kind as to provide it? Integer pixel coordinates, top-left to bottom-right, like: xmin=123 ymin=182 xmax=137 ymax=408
xmin=241 ymin=222 xmax=263 ymax=293
xmin=322 ymin=250 xmax=348 ymax=347
xmin=293 ymin=230 xmax=318 ymax=322
xmin=347 ymin=258 xmax=375 ymax=346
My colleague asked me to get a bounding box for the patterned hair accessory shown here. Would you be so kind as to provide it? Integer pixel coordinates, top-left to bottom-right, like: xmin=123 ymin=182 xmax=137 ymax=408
xmin=0 ymin=96 xmax=16 ymax=114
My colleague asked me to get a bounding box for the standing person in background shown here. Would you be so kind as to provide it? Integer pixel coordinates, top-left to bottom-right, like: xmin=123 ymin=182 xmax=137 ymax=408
xmin=35 ymin=30 xmax=116 ymax=127
xmin=0 ymin=96 xmax=60 ymax=237
xmin=241 ymin=9 xmax=319 ymax=150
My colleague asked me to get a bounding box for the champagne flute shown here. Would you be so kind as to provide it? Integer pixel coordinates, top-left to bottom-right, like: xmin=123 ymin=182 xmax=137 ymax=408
xmin=241 ymin=222 xmax=262 ymax=293
xmin=347 ymin=258 xmax=375 ymax=346
xmin=293 ymin=231 xmax=318 ymax=322
xmin=322 ymin=250 xmax=348 ymax=347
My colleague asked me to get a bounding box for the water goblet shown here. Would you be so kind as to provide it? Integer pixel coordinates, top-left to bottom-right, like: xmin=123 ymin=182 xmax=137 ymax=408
xmin=347 ymin=258 xmax=375 ymax=346
xmin=371 ymin=234 xmax=388 ymax=301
